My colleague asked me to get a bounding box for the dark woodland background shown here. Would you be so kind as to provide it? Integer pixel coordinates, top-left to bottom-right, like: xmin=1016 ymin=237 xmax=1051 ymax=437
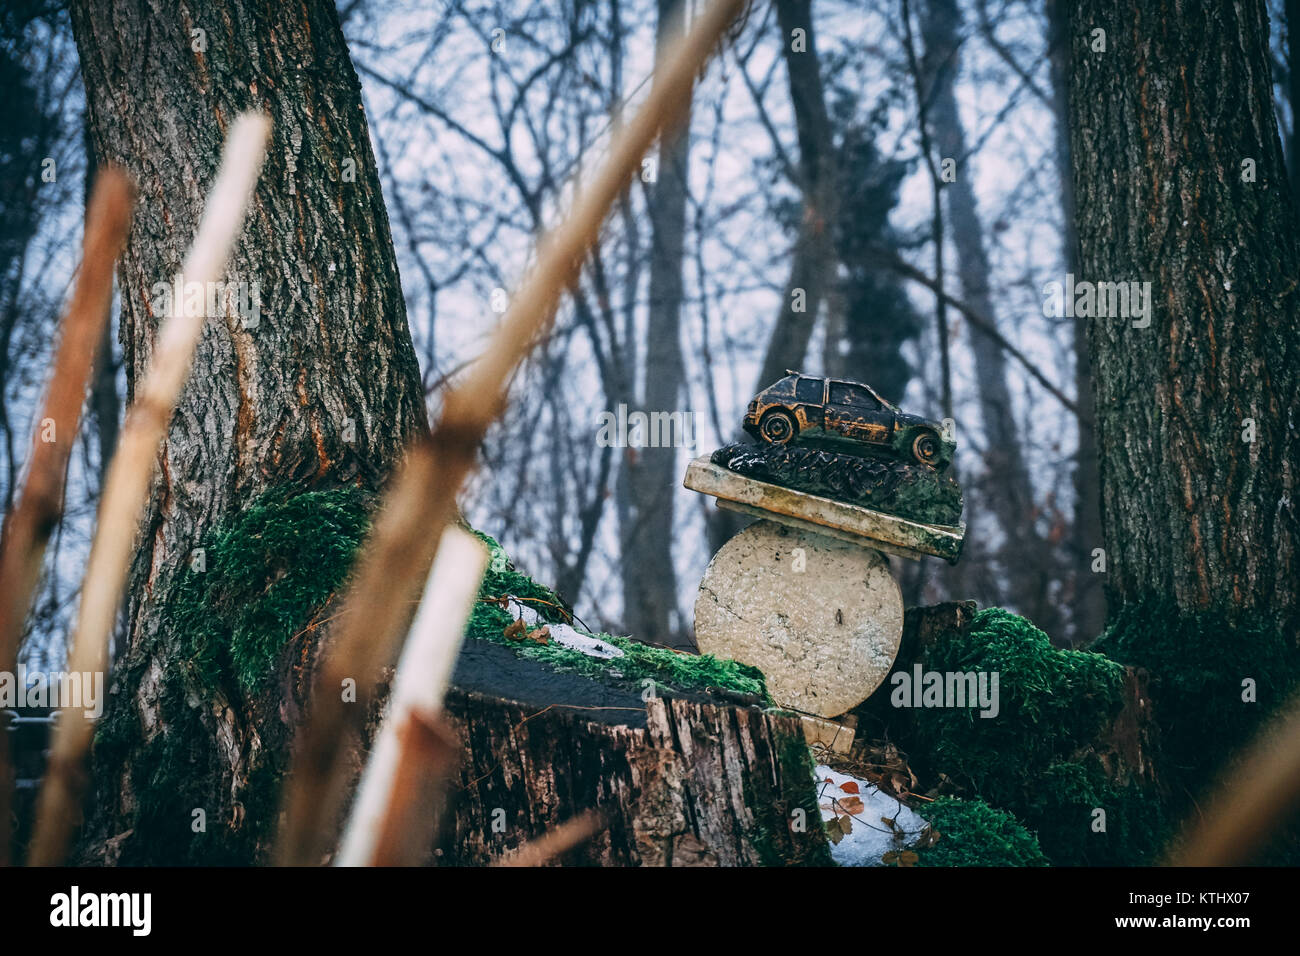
xmin=2 ymin=0 xmax=1297 ymax=669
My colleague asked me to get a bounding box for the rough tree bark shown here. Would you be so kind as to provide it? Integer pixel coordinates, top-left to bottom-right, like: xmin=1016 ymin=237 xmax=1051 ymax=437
xmin=621 ymin=0 xmax=689 ymax=647
xmin=1069 ymin=0 xmax=1300 ymax=636
xmin=69 ymin=0 xmax=428 ymax=862
xmin=437 ymin=686 xmax=829 ymax=866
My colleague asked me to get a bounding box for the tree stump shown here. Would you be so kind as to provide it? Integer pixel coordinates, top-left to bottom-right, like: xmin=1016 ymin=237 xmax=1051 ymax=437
xmin=434 ymin=681 xmax=831 ymax=866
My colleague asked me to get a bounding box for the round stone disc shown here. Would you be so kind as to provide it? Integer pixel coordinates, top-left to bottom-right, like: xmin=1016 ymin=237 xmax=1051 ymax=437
xmin=694 ymin=520 xmax=902 ymax=718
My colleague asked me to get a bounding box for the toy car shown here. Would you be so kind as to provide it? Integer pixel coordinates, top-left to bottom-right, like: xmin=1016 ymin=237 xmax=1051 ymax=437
xmin=742 ymin=371 xmax=954 ymax=469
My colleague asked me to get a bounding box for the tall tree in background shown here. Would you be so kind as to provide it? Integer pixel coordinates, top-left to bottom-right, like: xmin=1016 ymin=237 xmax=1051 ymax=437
xmin=823 ymin=96 xmax=920 ymax=398
xmin=1071 ymin=0 xmax=1300 ymax=777
xmin=621 ymin=0 xmax=690 ymax=646
xmin=1046 ymin=0 xmax=1105 ymax=642
xmin=1288 ymin=0 xmax=1300 ymax=202
xmin=707 ymin=0 xmax=839 ymax=556
xmin=826 ymin=115 xmax=920 ymax=400
xmin=921 ymin=0 xmax=1060 ymax=637
xmin=84 ymin=125 xmax=120 ymax=497
xmin=755 ymin=0 xmax=839 ymax=391
xmin=0 ymin=29 xmax=54 ymax=512
xmin=69 ymin=0 xmax=427 ymax=862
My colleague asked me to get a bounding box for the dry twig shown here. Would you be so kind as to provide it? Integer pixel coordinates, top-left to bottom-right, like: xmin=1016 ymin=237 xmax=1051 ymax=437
xmin=28 ymin=114 xmax=270 ymax=866
xmin=275 ymin=0 xmax=747 ymax=865
xmin=1170 ymin=695 xmax=1300 ymax=866
xmin=0 ymin=168 xmax=133 ymax=867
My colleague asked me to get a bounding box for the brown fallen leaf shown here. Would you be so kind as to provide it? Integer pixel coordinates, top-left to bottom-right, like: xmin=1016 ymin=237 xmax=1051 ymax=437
xmin=526 ymin=625 xmax=550 ymax=645
xmin=838 ymin=815 xmax=853 ymax=835
xmin=840 ymin=796 xmax=864 ymax=815
xmin=504 ymin=619 xmax=526 ymax=641
xmin=839 ymin=780 xmax=860 ymax=794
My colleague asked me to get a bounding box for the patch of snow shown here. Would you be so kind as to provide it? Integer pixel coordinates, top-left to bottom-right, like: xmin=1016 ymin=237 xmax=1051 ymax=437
xmin=815 ymin=764 xmax=930 ymax=867
xmin=509 ymin=600 xmax=542 ymax=627
xmin=506 ymin=600 xmax=624 ymax=660
xmin=548 ymin=623 xmax=624 ymax=660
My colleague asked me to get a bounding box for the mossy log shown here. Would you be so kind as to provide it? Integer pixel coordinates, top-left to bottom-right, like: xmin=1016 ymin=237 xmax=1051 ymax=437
xmin=886 ymin=602 xmax=1160 ymax=791
xmin=434 ymin=685 xmax=829 ymax=866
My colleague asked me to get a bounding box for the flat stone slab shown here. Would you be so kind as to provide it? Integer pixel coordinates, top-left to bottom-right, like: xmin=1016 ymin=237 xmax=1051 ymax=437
xmin=685 ymin=455 xmax=964 ymax=564
xmin=694 ymin=520 xmax=903 ymax=718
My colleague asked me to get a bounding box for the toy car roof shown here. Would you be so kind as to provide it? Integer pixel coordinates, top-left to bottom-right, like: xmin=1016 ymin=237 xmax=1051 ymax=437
xmin=781 ymin=371 xmax=895 ymax=410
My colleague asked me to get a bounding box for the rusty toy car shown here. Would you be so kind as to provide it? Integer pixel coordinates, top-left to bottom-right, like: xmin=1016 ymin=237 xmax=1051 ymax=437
xmin=742 ymin=371 xmax=954 ymax=469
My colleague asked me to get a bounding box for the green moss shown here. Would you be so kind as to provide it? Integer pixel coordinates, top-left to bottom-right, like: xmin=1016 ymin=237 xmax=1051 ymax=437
xmin=898 ymin=608 xmax=1175 ymax=865
xmin=908 ymin=608 xmax=1126 ymax=806
xmin=169 ymin=487 xmax=372 ymax=691
xmin=1015 ymin=760 xmax=1169 ymax=867
xmin=1094 ymin=599 xmax=1300 ymax=795
xmin=915 ymin=797 xmax=1048 ymax=867
xmin=88 ymin=487 xmax=373 ymax=864
xmin=468 ymin=531 xmax=770 ymax=701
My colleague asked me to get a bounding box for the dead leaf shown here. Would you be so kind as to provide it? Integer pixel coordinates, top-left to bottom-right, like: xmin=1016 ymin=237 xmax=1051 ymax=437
xmin=503 ymin=619 xmax=526 ymax=641
xmin=839 ymin=781 xmax=860 ymax=794
xmin=526 ymin=625 xmax=550 ymax=644
xmin=840 ymin=796 xmax=864 ymax=815
xmin=839 ymin=815 xmax=854 ymax=835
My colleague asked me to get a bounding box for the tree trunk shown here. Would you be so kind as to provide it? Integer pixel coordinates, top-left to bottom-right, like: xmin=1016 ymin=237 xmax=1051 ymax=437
xmin=621 ymin=0 xmax=689 ymax=647
xmin=1069 ymin=0 xmax=1300 ymax=636
xmin=69 ymin=0 xmax=427 ymax=863
xmin=437 ymin=687 xmax=830 ymax=866
xmin=1046 ymin=0 xmax=1105 ymax=643
xmin=922 ymin=0 xmax=1059 ymax=637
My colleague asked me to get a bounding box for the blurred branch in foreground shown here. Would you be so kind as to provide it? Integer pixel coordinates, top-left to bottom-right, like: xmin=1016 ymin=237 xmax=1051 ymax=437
xmin=1171 ymin=693 xmax=1300 ymax=866
xmin=0 ymin=167 xmax=133 ymax=867
xmin=27 ymin=114 xmax=270 ymax=866
xmin=275 ymin=0 xmax=748 ymax=866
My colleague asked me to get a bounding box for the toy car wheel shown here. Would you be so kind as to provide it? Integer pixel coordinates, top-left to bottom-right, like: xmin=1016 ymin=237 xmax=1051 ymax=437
xmin=759 ymin=410 xmax=797 ymax=445
xmin=911 ymin=430 xmax=941 ymax=466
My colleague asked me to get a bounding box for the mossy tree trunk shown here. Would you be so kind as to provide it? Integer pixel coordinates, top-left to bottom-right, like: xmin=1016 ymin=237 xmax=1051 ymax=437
xmin=1068 ymin=1 xmax=1300 ymax=639
xmin=69 ymin=0 xmax=427 ymax=863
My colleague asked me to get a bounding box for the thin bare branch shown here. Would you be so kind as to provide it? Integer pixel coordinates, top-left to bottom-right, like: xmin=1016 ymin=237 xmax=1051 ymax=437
xmin=28 ymin=115 xmax=270 ymax=866
xmin=0 ymin=167 xmax=133 ymax=867
xmin=274 ymin=0 xmax=748 ymax=866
